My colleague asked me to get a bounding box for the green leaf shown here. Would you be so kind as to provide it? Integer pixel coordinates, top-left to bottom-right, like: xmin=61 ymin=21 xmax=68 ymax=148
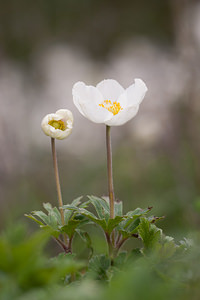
xmin=65 ymin=206 xmax=107 ymax=231
xmin=24 ymin=214 xmax=44 ymax=226
xmin=63 ymin=196 xmax=86 ymax=223
xmin=117 ymin=229 xmax=129 ymax=239
xmin=114 ymin=201 xmax=123 ymax=216
xmin=78 ymin=207 xmax=99 ymax=220
xmin=88 ymin=255 xmax=111 ymax=281
xmin=118 ymin=219 xmax=140 ymax=238
xmin=32 ymin=211 xmax=50 ymax=225
xmin=106 ymin=216 xmax=125 ymax=234
xmin=40 ymin=225 xmax=60 ymax=238
xmin=138 ymin=218 xmax=162 ymax=251
xmin=127 ymin=218 xmax=141 ymax=233
xmin=61 ymin=220 xmax=80 ymax=238
xmin=79 ymin=200 xmax=90 ymax=209
xmin=88 ymin=196 xmax=105 ymax=219
xmin=88 ymin=195 xmax=110 ymax=221
xmin=118 ymin=207 xmax=152 ymax=231
xmin=63 ymin=205 xmax=80 ymax=223
xmin=74 ymin=214 xmax=93 ymax=227
xmin=25 ymin=212 xmax=60 ymax=238
xmin=52 ymin=207 xmax=62 ymax=225
xmin=127 ymin=207 xmax=152 ymax=218
xmin=96 ymin=196 xmax=110 ymax=213
xmin=48 ymin=211 xmax=58 ymax=229
xmin=71 ymin=196 xmax=83 ymax=206
xmin=43 ymin=202 xmax=53 ymax=213
xmin=32 ymin=208 xmax=60 ymax=229
xmin=64 ymin=210 xmax=73 ymax=224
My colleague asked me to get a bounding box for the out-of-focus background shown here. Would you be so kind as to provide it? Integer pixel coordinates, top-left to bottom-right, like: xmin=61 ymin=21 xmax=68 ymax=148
xmin=1 ymin=0 xmax=200 ymax=242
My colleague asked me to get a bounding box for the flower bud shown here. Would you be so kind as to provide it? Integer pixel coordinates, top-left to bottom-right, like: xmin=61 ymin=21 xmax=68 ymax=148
xmin=41 ymin=109 xmax=73 ymax=140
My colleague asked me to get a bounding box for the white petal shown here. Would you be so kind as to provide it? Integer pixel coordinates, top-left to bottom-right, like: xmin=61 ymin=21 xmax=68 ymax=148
xmin=41 ymin=123 xmax=51 ymax=137
xmin=116 ymin=91 xmax=128 ymax=108
xmin=96 ymin=79 xmax=124 ymax=102
xmin=56 ymin=109 xmax=74 ymax=123
xmin=54 ymin=128 xmax=72 ymax=140
xmin=119 ymin=79 xmax=147 ymax=107
xmin=105 ymin=105 xmax=139 ymax=126
xmin=72 ymin=82 xmax=86 ymax=116
xmin=42 ymin=113 xmax=58 ymax=124
xmin=41 ymin=114 xmax=55 ymax=137
xmin=72 ymin=81 xmax=112 ymax=123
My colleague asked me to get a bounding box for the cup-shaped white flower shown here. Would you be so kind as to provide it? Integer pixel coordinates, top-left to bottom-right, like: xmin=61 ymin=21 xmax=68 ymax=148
xmin=72 ymin=79 xmax=147 ymax=126
xmin=41 ymin=109 xmax=73 ymax=140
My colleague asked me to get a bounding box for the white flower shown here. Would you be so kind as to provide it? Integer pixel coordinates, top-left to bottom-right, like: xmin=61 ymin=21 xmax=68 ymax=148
xmin=72 ymin=79 xmax=147 ymax=126
xmin=41 ymin=109 xmax=73 ymax=140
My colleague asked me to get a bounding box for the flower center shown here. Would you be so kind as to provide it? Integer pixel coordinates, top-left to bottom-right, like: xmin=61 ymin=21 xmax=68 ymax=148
xmin=99 ymin=100 xmax=122 ymax=115
xmin=48 ymin=119 xmax=66 ymax=131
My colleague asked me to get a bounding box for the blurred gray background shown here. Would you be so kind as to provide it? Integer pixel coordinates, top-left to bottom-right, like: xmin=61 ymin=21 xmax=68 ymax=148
xmin=1 ymin=0 xmax=200 ymax=239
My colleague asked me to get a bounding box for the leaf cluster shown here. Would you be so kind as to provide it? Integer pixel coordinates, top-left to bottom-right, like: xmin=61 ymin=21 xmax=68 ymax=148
xmin=25 ymin=197 xmax=92 ymax=254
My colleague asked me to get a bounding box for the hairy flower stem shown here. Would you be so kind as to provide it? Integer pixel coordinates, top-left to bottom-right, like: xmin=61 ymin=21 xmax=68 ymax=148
xmin=51 ymin=138 xmax=68 ymax=245
xmin=106 ymin=125 xmax=115 ymax=219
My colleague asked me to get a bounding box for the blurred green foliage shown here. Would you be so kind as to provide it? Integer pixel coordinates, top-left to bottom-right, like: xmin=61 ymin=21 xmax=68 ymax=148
xmin=0 ymin=224 xmax=85 ymax=299
xmin=1 ymin=222 xmax=200 ymax=300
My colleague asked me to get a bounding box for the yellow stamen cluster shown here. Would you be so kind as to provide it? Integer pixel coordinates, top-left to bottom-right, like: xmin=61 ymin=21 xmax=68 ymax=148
xmin=99 ymin=100 xmax=122 ymax=115
xmin=48 ymin=119 xmax=66 ymax=131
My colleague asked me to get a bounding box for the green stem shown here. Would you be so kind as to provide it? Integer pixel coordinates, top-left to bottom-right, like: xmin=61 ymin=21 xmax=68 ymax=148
xmin=105 ymin=232 xmax=113 ymax=258
xmin=116 ymin=237 xmax=128 ymax=253
xmin=51 ymin=138 xmax=68 ymax=245
xmin=106 ymin=125 xmax=115 ymax=219
xmin=54 ymin=237 xmax=69 ymax=253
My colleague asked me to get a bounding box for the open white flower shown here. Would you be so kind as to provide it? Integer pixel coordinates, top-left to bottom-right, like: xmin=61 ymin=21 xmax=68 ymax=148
xmin=41 ymin=109 xmax=73 ymax=140
xmin=72 ymin=79 xmax=147 ymax=126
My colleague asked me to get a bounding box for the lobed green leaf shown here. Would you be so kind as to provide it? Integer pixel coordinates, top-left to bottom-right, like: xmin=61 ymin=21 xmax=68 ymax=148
xmin=138 ymin=218 xmax=162 ymax=252
xmin=61 ymin=220 xmax=80 ymax=238
xmin=114 ymin=201 xmax=123 ymax=217
xmin=88 ymin=195 xmax=110 ymax=221
xmin=106 ymin=216 xmax=125 ymax=234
